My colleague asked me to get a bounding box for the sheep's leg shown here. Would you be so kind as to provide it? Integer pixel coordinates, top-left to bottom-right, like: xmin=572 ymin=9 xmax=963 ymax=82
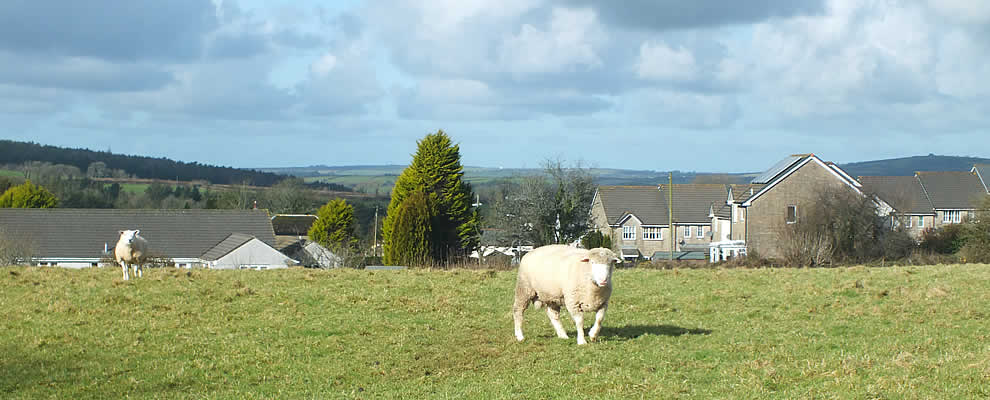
xmin=545 ymin=306 xmax=569 ymax=339
xmin=588 ymin=303 xmax=608 ymax=341
xmin=567 ymin=304 xmax=587 ymax=345
xmin=512 ymin=288 xmax=533 ymax=342
xmin=136 ymin=264 xmax=142 ymax=278
xmin=121 ymin=263 xmax=129 ymax=281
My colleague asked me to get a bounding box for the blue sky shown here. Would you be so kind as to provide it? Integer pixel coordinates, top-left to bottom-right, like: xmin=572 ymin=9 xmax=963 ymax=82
xmin=1 ymin=0 xmax=989 ymax=172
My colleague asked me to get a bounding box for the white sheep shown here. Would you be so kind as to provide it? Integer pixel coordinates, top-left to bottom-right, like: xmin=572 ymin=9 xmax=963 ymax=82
xmin=115 ymin=229 xmax=149 ymax=280
xmin=513 ymin=245 xmax=620 ymax=345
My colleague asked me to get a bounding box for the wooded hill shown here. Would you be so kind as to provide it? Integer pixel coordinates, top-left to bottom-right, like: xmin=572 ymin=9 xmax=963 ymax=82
xmin=0 ymin=140 xmax=286 ymax=186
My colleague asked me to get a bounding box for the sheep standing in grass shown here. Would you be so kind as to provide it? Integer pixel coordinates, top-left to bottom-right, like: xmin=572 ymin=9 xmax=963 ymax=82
xmin=115 ymin=230 xmax=148 ymax=280
xmin=513 ymin=245 xmax=620 ymax=345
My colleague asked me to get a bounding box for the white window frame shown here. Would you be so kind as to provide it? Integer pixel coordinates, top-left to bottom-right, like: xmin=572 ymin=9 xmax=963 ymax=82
xmin=943 ymin=211 xmax=950 ymax=223
xmin=786 ymin=205 xmax=798 ymax=224
xmin=918 ymin=216 xmax=924 ymax=228
xmin=697 ymin=226 xmax=704 ymax=238
xmin=953 ymin=210 xmax=962 ymax=223
xmin=906 ymin=217 xmax=912 ymax=228
xmin=642 ymin=227 xmax=662 ymax=240
xmin=684 ymin=226 xmax=690 ymax=238
xmin=622 ymin=225 xmax=635 ymax=240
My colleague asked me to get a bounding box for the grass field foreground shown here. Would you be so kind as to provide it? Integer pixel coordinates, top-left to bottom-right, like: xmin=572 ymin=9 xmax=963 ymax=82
xmin=2 ymin=264 xmax=990 ymax=398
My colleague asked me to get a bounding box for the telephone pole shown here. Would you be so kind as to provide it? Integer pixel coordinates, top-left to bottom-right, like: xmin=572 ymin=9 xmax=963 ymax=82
xmin=668 ymin=172 xmax=674 ymax=261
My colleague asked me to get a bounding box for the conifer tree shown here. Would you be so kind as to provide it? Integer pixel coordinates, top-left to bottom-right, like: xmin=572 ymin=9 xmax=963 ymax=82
xmin=0 ymin=180 xmax=59 ymax=208
xmin=384 ymin=190 xmax=432 ymax=266
xmin=382 ymin=130 xmax=479 ymax=265
xmin=309 ymin=198 xmax=358 ymax=252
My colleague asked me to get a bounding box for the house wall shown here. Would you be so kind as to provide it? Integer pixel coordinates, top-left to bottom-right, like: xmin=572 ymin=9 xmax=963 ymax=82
xmin=612 ymin=218 xmax=671 ymax=258
xmin=893 ymin=215 xmax=935 ymax=239
xmin=933 ymin=210 xmax=974 ymax=229
xmin=210 ymin=239 xmax=292 ymax=269
xmin=746 ymin=160 xmax=857 ymax=259
xmin=729 ymin=205 xmax=747 ymax=241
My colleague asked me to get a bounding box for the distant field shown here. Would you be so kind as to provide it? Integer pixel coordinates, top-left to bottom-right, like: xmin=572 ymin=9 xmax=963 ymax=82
xmin=0 ymin=169 xmax=24 ymax=178
xmin=3 ymin=264 xmax=989 ymax=398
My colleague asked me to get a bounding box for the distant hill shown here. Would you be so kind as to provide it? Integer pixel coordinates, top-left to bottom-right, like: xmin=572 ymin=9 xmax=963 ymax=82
xmin=839 ymin=154 xmax=990 ymax=177
xmin=0 ymin=140 xmax=287 ymax=186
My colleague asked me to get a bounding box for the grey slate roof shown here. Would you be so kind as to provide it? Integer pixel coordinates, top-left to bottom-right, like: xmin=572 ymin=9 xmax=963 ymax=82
xmin=597 ymin=186 xmax=668 ymax=225
xmin=0 ymin=209 xmax=276 ymax=259
xmin=975 ymin=164 xmax=990 ymax=193
xmin=597 ymin=184 xmax=729 ymax=226
xmin=859 ymin=176 xmax=934 ymax=215
xmin=660 ymin=184 xmax=733 ymax=223
xmin=201 ymin=233 xmax=255 ymax=261
xmin=916 ymin=171 xmax=986 ymax=210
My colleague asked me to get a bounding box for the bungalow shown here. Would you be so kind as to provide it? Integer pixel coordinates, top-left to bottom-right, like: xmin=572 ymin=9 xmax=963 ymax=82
xmin=0 ymin=208 xmax=293 ymax=269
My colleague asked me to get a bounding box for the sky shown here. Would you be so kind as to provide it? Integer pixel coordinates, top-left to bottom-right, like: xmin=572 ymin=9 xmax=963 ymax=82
xmin=1 ymin=0 xmax=989 ymax=173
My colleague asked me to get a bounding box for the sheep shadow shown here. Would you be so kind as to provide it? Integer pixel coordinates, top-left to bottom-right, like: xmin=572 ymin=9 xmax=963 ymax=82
xmin=601 ymin=324 xmax=712 ymax=340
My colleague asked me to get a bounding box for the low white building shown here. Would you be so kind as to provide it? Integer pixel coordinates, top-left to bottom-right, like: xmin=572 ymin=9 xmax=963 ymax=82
xmin=0 ymin=208 xmax=293 ymax=270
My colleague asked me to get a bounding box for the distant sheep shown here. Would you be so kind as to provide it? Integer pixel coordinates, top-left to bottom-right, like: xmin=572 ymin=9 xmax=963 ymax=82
xmin=513 ymin=245 xmax=619 ymax=345
xmin=115 ymin=230 xmax=149 ymax=280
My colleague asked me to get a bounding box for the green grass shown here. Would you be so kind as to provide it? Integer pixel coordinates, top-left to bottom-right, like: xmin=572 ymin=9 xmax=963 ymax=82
xmin=3 ymin=265 xmax=990 ymax=399
xmin=0 ymin=169 xmax=24 ymax=178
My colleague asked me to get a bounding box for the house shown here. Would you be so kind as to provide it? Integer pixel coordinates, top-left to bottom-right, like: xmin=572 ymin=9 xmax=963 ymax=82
xmin=730 ymin=154 xmax=864 ymax=259
xmin=589 ymin=184 xmax=727 ymax=261
xmin=970 ymin=164 xmax=989 ymax=194
xmin=0 ymin=208 xmax=293 ymax=269
xmin=915 ymin=171 xmax=986 ymax=226
xmin=859 ymin=175 xmax=936 ymax=238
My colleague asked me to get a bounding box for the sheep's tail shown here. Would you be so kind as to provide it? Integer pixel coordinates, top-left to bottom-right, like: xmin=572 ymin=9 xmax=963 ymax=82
xmin=533 ymin=300 xmax=544 ymax=309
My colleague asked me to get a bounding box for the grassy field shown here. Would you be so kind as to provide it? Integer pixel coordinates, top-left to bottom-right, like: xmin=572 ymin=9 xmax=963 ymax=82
xmin=2 ymin=264 xmax=990 ymax=399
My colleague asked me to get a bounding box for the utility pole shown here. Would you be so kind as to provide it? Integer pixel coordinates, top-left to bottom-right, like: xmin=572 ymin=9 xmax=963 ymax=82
xmin=373 ymin=206 xmax=379 ymax=257
xmin=668 ymin=172 xmax=674 ymax=261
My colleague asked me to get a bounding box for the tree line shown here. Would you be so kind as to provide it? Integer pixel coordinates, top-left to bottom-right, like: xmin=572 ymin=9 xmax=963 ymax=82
xmin=0 ymin=140 xmax=286 ymax=186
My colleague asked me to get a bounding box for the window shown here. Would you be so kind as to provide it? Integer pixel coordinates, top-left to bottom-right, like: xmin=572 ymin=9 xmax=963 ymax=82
xmin=918 ymin=216 xmax=924 ymax=228
xmin=786 ymin=205 xmax=798 ymax=224
xmin=943 ymin=212 xmax=950 ymax=223
xmin=945 ymin=210 xmax=962 ymax=224
xmin=643 ymin=227 xmax=662 ymax=240
xmin=684 ymin=226 xmax=691 ymax=238
xmin=622 ymin=225 xmax=635 ymax=240
xmin=697 ymin=226 xmax=704 ymax=238
xmin=906 ymin=217 xmax=912 ymax=228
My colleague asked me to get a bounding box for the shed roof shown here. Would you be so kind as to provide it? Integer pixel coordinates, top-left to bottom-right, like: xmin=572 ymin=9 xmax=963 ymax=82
xmin=0 ymin=209 xmax=276 ymax=259
xmin=916 ymin=171 xmax=986 ymax=210
xmin=859 ymin=176 xmax=934 ymax=215
xmin=271 ymin=214 xmax=316 ymax=236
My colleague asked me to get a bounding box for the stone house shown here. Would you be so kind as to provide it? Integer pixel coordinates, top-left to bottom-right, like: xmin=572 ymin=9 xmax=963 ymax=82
xmin=733 ymin=154 xmax=864 ymax=258
xmin=589 ymin=184 xmax=727 ymax=260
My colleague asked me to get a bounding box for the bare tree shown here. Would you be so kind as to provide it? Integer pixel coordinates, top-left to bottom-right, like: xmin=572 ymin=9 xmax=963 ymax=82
xmin=776 ymin=187 xmax=904 ymax=266
xmin=489 ymin=159 xmax=596 ymax=248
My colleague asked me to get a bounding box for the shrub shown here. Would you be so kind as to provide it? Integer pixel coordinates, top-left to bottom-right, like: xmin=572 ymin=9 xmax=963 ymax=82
xmin=920 ymin=225 xmax=967 ymax=254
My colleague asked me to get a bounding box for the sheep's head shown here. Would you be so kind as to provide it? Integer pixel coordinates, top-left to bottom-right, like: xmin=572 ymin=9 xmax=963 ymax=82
xmin=582 ymin=248 xmax=619 ymax=288
xmin=118 ymin=229 xmax=140 ymax=244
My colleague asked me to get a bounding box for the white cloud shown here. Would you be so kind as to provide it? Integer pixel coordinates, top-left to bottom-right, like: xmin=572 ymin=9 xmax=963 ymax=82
xmin=635 ymin=41 xmax=697 ymax=81
xmin=496 ymin=7 xmax=605 ymax=77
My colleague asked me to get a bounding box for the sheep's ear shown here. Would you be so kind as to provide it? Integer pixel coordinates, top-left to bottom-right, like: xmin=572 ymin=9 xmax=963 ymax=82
xmin=119 ymin=230 xmax=124 ymax=235
xmin=580 ymin=258 xmax=590 ymax=263
xmin=135 ymin=230 xmax=140 ymax=235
